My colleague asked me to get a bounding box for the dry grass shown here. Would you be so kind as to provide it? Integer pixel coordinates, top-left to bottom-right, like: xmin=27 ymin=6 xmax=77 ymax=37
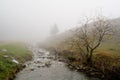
xmin=93 ymin=50 xmax=120 ymax=72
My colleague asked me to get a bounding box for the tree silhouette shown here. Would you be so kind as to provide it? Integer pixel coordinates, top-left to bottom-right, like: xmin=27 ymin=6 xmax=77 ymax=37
xmin=50 ymin=24 xmax=59 ymax=35
xmin=66 ymin=16 xmax=113 ymax=65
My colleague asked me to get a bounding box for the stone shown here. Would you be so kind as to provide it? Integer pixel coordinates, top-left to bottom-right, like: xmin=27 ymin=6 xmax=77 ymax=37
xmin=37 ymin=65 xmax=41 ymax=68
xmin=22 ymin=64 xmax=26 ymax=68
xmin=12 ymin=59 xmax=19 ymax=64
xmin=36 ymin=61 xmax=42 ymax=63
xmin=45 ymin=62 xmax=51 ymax=67
xmin=2 ymin=49 xmax=7 ymax=52
xmin=30 ymin=68 xmax=34 ymax=71
xmin=3 ymin=55 xmax=9 ymax=58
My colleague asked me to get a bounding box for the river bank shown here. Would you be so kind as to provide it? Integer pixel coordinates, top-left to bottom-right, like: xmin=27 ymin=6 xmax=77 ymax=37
xmin=44 ymin=48 xmax=120 ymax=80
xmin=0 ymin=43 xmax=32 ymax=80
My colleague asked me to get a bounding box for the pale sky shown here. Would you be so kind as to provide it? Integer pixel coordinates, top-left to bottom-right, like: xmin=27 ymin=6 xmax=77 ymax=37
xmin=0 ymin=0 xmax=120 ymax=42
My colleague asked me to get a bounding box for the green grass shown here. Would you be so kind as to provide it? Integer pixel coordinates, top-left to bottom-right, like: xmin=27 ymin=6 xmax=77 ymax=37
xmin=96 ymin=41 xmax=120 ymax=53
xmin=0 ymin=43 xmax=32 ymax=80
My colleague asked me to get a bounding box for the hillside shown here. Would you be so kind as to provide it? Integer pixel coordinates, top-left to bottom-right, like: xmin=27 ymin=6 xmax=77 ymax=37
xmin=40 ymin=17 xmax=120 ymax=80
xmin=42 ymin=17 xmax=120 ymax=49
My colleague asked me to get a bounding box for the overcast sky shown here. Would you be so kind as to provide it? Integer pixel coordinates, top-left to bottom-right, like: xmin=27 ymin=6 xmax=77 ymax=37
xmin=0 ymin=0 xmax=120 ymax=42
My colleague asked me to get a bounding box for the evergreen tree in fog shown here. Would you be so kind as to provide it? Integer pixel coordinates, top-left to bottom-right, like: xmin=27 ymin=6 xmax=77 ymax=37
xmin=50 ymin=24 xmax=59 ymax=35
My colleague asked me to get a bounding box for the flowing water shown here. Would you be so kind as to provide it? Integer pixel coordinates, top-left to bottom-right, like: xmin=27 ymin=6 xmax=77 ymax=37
xmin=15 ymin=46 xmax=100 ymax=80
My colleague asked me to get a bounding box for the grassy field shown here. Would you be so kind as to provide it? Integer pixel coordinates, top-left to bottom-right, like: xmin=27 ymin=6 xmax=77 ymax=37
xmin=0 ymin=42 xmax=32 ymax=80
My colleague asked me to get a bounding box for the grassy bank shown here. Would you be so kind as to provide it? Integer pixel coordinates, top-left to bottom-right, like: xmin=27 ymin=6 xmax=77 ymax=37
xmin=0 ymin=42 xmax=32 ymax=80
xmin=63 ymin=43 xmax=120 ymax=79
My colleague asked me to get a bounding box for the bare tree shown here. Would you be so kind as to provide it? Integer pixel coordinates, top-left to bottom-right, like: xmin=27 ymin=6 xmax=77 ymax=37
xmin=67 ymin=16 xmax=113 ymax=65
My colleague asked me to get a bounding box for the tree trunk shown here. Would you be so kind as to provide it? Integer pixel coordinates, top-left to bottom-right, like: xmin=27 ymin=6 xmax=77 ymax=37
xmin=87 ymin=57 xmax=92 ymax=64
xmin=86 ymin=50 xmax=93 ymax=66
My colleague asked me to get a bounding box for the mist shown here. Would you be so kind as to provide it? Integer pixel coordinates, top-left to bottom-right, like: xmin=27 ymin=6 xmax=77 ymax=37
xmin=0 ymin=0 xmax=120 ymax=42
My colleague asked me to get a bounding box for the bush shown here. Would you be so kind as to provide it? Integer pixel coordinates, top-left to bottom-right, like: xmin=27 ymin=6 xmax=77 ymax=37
xmin=67 ymin=56 xmax=76 ymax=62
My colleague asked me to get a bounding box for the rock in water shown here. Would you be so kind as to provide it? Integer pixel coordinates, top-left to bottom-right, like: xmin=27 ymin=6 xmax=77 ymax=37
xmin=30 ymin=68 xmax=34 ymax=71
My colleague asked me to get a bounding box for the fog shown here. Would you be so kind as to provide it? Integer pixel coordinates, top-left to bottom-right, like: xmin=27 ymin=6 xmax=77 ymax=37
xmin=0 ymin=0 xmax=120 ymax=42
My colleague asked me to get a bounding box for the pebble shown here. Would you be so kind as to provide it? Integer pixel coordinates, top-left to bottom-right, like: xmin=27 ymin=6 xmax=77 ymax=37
xmin=30 ymin=68 xmax=34 ymax=71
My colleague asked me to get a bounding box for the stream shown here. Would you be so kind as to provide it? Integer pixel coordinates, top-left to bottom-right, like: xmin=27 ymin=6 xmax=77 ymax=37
xmin=14 ymin=46 xmax=100 ymax=80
